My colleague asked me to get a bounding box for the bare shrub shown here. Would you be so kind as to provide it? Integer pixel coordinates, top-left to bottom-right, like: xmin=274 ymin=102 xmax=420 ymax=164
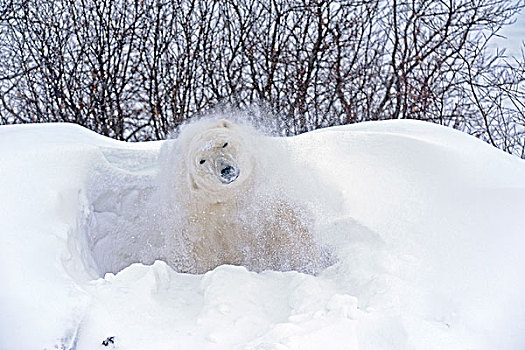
xmin=1 ymin=0 xmax=524 ymax=156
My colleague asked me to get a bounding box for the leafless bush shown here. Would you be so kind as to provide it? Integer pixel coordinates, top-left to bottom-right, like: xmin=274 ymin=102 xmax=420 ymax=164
xmin=1 ymin=0 xmax=524 ymax=156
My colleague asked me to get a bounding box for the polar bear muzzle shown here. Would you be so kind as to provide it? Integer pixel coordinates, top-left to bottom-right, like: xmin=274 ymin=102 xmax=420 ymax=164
xmin=219 ymin=164 xmax=240 ymax=184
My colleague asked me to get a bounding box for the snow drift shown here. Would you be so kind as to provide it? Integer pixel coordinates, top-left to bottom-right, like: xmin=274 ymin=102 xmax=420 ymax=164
xmin=0 ymin=120 xmax=524 ymax=349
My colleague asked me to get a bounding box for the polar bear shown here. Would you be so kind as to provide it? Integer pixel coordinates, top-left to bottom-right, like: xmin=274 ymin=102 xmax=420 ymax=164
xmin=158 ymin=118 xmax=324 ymax=274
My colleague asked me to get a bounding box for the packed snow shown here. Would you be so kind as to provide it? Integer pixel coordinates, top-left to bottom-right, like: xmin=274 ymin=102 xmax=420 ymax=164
xmin=1 ymin=119 xmax=524 ymax=349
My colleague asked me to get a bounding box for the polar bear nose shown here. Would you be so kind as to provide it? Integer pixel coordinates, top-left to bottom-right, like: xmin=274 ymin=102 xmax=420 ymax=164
xmin=221 ymin=165 xmax=234 ymax=176
xmin=220 ymin=165 xmax=239 ymax=184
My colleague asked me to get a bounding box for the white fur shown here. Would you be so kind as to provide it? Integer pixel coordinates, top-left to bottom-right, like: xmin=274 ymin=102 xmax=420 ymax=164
xmin=158 ymin=119 xmax=325 ymax=274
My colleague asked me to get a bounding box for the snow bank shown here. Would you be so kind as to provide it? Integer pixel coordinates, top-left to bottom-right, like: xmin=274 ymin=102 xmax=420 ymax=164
xmin=0 ymin=120 xmax=524 ymax=349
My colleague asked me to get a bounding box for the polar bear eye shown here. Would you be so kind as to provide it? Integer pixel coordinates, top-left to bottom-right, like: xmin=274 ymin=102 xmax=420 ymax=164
xmin=199 ymin=159 xmax=206 ymax=164
xmin=222 ymin=142 xmax=228 ymax=148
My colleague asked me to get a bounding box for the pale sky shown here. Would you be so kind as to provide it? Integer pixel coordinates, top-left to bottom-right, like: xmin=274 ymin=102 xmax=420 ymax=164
xmin=492 ymin=9 xmax=525 ymax=58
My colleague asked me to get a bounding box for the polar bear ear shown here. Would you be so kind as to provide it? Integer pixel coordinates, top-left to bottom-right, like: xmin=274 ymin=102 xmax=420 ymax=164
xmin=217 ymin=119 xmax=233 ymax=129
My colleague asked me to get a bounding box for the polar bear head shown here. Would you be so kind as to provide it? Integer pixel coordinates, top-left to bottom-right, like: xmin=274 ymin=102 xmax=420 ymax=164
xmin=184 ymin=119 xmax=255 ymax=198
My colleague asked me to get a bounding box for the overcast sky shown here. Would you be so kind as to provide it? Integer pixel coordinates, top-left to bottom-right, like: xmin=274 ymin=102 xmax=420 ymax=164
xmin=492 ymin=9 xmax=525 ymax=58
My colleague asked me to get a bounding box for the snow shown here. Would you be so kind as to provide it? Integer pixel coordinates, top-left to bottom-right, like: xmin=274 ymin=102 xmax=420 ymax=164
xmin=1 ymin=120 xmax=525 ymax=349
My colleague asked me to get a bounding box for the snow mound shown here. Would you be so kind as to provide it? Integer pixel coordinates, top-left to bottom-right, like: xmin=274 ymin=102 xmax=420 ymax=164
xmin=0 ymin=120 xmax=524 ymax=349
